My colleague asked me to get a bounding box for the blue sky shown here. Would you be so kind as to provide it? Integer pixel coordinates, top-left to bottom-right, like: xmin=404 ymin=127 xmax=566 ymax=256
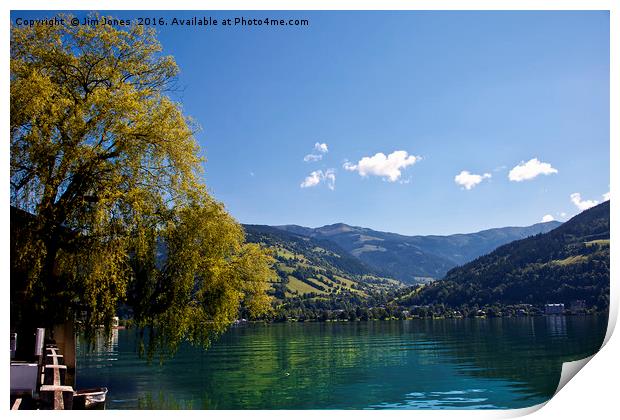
xmin=13 ymin=11 xmax=610 ymax=235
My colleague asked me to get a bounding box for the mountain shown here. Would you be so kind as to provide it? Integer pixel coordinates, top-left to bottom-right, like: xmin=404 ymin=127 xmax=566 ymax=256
xmin=402 ymin=201 xmax=610 ymax=309
xmin=274 ymin=221 xmax=562 ymax=283
xmin=244 ymin=224 xmax=378 ymax=277
xmin=243 ymin=224 xmax=405 ymax=303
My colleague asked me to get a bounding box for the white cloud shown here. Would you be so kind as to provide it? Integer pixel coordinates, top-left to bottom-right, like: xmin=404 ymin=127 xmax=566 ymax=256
xmin=343 ymin=150 xmax=420 ymax=182
xmin=300 ymin=171 xmax=322 ymax=188
xmin=454 ymin=170 xmax=491 ymax=190
xmin=508 ymin=158 xmax=558 ymax=182
xmin=570 ymin=192 xmax=598 ymax=211
xmin=303 ymin=142 xmax=329 ymax=162
xmin=303 ymin=153 xmax=323 ymax=162
xmin=300 ymin=169 xmax=336 ymax=190
xmin=343 ymin=161 xmax=356 ymax=171
xmin=603 ymin=191 xmax=610 ymax=201
xmin=314 ymin=142 xmax=328 ymax=153
xmin=559 ymin=212 xmax=567 ymax=217
xmin=541 ymin=214 xmax=555 ymax=223
xmin=324 ymin=169 xmax=336 ymax=191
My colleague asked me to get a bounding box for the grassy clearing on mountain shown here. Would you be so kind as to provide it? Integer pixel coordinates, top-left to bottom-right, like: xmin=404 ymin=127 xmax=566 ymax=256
xmin=551 ymin=255 xmax=589 ymax=266
xmin=585 ymin=239 xmax=610 ymax=247
xmin=286 ymin=276 xmax=328 ymax=296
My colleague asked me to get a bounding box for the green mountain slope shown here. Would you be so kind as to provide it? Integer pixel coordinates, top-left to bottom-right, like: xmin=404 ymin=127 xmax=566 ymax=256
xmin=276 ymin=221 xmax=562 ymax=282
xmin=401 ymin=201 xmax=610 ymax=309
xmin=243 ymin=224 xmax=405 ymax=303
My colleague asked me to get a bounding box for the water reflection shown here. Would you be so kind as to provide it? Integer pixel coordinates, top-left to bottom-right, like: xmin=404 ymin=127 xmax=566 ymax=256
xmin=373 ymin=389 xmax=497 ymax=409
xmin=77 ymin=329 xmax=119 ymax=368
xmin=77 ymin=316 xmax=607 ymax=410
xmin=546 ymin=315 xmax=567 ymax=337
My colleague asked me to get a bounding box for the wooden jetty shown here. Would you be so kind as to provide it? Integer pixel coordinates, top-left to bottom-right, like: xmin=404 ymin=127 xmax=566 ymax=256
xmin=37 ymin=345 xmax=74 ymax=410
xmin=11 ymin=328 xmax=108 ymax=410
xmin=11 ymin=341 xmax=107 ymax=410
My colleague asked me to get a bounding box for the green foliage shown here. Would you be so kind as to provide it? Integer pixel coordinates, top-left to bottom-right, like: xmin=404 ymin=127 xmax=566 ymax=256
xmin=10 ymin=14 xmax=274 ymax=354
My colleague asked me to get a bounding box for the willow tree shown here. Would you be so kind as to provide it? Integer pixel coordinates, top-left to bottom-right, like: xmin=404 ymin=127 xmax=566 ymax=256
xmin=10 ymin=17 xmax=273 ymax=353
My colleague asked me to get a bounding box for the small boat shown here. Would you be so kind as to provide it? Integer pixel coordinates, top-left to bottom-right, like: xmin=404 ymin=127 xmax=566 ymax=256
xmin=73 ymin=387 xmax=108 ymax=410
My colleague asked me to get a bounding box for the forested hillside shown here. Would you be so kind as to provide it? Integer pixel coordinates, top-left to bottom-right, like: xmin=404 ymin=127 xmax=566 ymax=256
xmin=243 ymin=225 xmax=405 ymax=320
xmin=401 ymin=201 xmax=610 ymax=310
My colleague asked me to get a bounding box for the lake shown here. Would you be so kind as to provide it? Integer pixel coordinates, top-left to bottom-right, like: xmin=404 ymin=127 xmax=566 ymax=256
xmin=76 ymin=316 xmax=607 ymax=409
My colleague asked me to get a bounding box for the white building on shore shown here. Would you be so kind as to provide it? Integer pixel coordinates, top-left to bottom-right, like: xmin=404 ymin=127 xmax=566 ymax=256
xmin=545 ymin=303 xmax=565 ymax=315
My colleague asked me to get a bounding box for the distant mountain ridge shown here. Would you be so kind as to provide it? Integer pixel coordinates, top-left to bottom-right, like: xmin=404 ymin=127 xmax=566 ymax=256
xmin=261 ymin=220 xmax=562 ymax=283
xmin=403 ymin=201 xmax=610 ymax=308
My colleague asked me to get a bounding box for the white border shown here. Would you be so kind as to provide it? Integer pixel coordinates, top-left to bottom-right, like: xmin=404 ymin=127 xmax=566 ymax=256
xmin=3 ymin=2 xmax=617 ymax=420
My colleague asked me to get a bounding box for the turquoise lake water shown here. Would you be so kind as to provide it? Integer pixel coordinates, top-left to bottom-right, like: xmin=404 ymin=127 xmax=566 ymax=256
xmin=76 ymin=316 xmax=607 ymax=409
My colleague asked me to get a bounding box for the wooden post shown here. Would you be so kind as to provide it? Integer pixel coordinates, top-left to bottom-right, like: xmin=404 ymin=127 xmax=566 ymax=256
xmin=10 ymin=333 xmax=17 ymax=359
xmin=34 ymin=328 xmax=45 ymax=394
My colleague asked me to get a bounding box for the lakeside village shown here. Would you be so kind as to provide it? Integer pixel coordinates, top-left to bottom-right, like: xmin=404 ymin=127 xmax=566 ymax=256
xmin=260 ymin=300 xmax=594 ymax=323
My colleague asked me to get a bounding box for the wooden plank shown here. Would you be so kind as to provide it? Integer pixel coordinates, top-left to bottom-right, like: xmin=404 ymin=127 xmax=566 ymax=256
xmin=39 ymin=385 xmax=74 ymax=391
xmin=46 ymin=348 xmax=59 ymax=357
xmin=43 ymin=365 xmax=67 ymax=386
xmin=40 ymin=385 xmax=74 ymax=410
xmin=45 ymin=353 xmax=64 ymax=365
